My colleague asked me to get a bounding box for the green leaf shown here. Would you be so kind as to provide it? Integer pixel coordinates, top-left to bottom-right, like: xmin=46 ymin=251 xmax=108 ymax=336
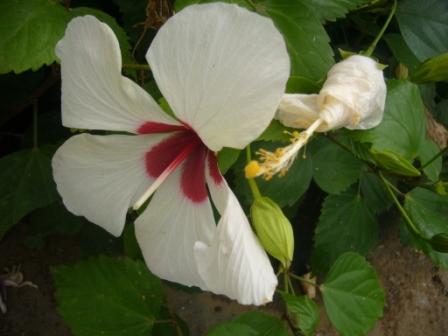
xmin=300 ymin=0 xmax=370 ymax=23
xmin=383 ymin=33 xmax=421 ymax=74
xmin=206 ymin=323 xmax=258 ymax=336
xmin=233 ymin=311 xmax=290 ymax=336
xmin=217 ymin=147 xmax=241 ymax=175
xmin=286 ymin=76 xmax=321 ymax=94
xmin=311 ymin=136 xmax=365 ymax=194
xmin=418 ymin=136 xmax=442 ymax=182
xmin=113 ymin=0 xmax=152 ymax=43
xmin=0 ymin=147 xmax=60 ymax=240
xmin=279 ymin=292 xmax=319 ymax=336
xmin=256 ymin=120 xmax=295 ymax=143
xmin=234 ymin=141 xmax=313 ymax=208
xmin=409 ymin=53 xmax=448 ymax=84
xmin=396 ymin=0 xmax=448 ymax=62
xmin=402 ymin=187 xmax=448 ymax=269
xmin=26 ymin=201 xmax=84 ymax=249
xmin=256 ymin=0 xmax=335 ymax=80
xmin=70 ymin=7 xmax=134 ymax=68
xmin=311 ymin=189 xmax=378 ymax=275
xmin=53 ymin=256 xmax=164 ymax=336
xmin=346 ymin=80 xmax=425 ymax=161
xmin=428 ymin=233 xmax=448 ymax=253
xmin=359 ymin=172 xmax=393 ymax=214
xmin=321 ymin=252 xmax=385 ymax=336
xmin=0 ymin=0 xmax=71 ymax=73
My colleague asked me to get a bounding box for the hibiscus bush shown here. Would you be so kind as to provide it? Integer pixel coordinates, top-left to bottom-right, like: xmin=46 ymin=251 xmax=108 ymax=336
xmin=1 ymin=0 xmax=447 ymax=335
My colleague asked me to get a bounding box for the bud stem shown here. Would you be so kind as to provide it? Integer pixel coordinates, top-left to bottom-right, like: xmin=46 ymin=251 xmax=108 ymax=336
xmin=378 ymin=171 xmax=422 ymax=238
xmin=288 ymin=273 xmax=319 ymax=288
xmin=364 ymin=0 xmax=397 ymax=57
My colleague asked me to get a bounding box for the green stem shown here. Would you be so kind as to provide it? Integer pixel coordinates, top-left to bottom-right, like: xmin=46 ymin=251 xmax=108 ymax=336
xmin=33 ymin=99 xmax=38 ymax=149
xmin=283 ymin=269 xmax=289 ymax=294
xmin=288 ymin=273 xmax=318 ymax=288
xmin=286 ymin=274 xmax=295 ymax=296
xmin=419 ymin=146 xmax=448 ymax=171
xmin=363 ymin=0 xmax=397 ymax=57
xmin=378 ymin=172 xmax=421 ymax=237
xmin=122 ymin=64 xmax=151 ymax=71
xmin=246 ymin=145 xmax=262 ymax=199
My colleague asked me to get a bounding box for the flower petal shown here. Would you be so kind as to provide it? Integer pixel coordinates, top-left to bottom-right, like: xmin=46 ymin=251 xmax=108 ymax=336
xmin=135 ymin=166 xmax=215 ymax=289
xmin=193 ymin=154 xmax=278 ymax=305
xmin=147 ymin=3 xmax=290 ymax=151
xmin=52 ymin=133 xmax=168 ymax=236
xmin=277 ymin=93 xmax=336 ymax=131
xmin=318 ymin=55 xmax=386 ymax=130
xmin=55 ymin=15 xmax=179 ymax=133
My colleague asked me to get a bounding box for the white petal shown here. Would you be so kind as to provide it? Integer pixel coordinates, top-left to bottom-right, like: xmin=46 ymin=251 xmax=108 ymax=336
xmin=193 ymin=158 xmax=278 ymax=305
xmin=56 ymin=16 xmax=179 ymax=133
xmin=318 ymin=55 xmax=386 ymax=130
xmin=135 ymin=166 xmax=215 ymax=289
xmin=277 ymin=93 xmax=334 ymax=132
xmin=52 ymin=133 xmax=167 ymax=236
xmin=147 ymin=3 xmax=290 ymax=151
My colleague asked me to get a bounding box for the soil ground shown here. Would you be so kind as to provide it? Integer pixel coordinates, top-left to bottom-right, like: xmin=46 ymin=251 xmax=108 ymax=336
xmin=1 ymin=210 xmax=448 ymax=336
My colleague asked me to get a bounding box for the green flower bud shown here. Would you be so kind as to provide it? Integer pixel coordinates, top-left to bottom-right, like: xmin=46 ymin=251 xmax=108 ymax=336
xmin=250 ymin=197 xmax=294 ymax=267
xmin=428 ymin=233 xmax=448 ymax=253
xmin=370 ymin=149 xmax=421 ymax=177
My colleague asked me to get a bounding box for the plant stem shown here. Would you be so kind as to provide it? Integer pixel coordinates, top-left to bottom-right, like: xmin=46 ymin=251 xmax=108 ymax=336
xmin=378 ymin=172 xmax=421 ymax=237
xmin=288 ymin=273 xmax=319 ymax=288
xmin=364 ymin=0 xmax=397 ymax=57
xmin=246 ymin=145 xmax=262 ymax=199
xmin=419 ymin=146 xmax=448 ymax=170
xmin=286 ymin=274 xmax=295 ymax=296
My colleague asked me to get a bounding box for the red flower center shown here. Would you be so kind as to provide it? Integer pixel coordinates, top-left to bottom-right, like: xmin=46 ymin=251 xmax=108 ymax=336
xmin=138 ymin=121 xmax=222 ymax=203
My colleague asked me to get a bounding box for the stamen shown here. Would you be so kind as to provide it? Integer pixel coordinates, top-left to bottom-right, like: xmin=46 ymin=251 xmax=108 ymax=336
xmin=245 ymin=118 xmax=324 ymax=180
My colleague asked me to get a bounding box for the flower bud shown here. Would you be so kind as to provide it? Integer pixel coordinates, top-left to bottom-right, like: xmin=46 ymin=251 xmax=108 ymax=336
xmin=277 ymin=55 xmax=387 ymax=132
xmin=370 ymin=149 xmax=421 ymax=177
xmin=250 ymin=197 xmax=294 ymax=267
